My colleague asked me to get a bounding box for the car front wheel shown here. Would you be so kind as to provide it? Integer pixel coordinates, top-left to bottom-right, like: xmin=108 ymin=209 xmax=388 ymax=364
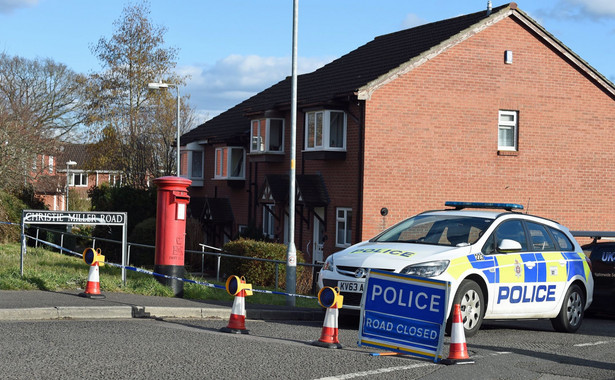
xmin=447 ymin=279 xmax=484 ymax=338
xmin=551 ymin=283 xmax=585 ymax=333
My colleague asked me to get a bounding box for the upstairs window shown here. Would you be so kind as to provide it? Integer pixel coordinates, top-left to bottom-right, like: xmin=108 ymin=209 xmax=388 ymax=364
xmin=251 ymin=118 xmax=284 ymax=153
xmin=305 ymin=110 xmax=346 ymax=151
xmin=48 ymin=156 xmax=54 ymax=174
xmin=180 ymin=151 xmax=188 ymax=177
xmin=498 ymin=110 xmax=518 ymax=151
xmin=191 ymin=150 xmax=203 ymax=179
xmin=69 ymin=172 xmax=88 ymax=187
xmin=336 ymin=207 xmax=352 ymax=248
xmin=215 ymin=147 xmax=245 ymax=180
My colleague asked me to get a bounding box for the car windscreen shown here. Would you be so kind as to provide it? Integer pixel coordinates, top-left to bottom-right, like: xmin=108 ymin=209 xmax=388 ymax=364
xmin=372 ymin=214 xmax=494 ymax=246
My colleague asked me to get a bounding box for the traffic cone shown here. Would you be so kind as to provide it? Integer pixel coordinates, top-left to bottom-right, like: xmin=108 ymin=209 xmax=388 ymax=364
xmin=79 ymin=262 xmax=106 ymax=299
xmin=220 ymin=286 xmax=249 ymax=334
xmin=441 ymin=304 xmax=474 ymax=365
xmin=312 ymin=303 xmax=342 ymax=349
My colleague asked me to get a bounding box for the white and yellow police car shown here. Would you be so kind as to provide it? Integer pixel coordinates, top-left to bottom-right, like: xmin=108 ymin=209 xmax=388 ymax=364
xmin=318 ymin=202 xmax=593 ymax=337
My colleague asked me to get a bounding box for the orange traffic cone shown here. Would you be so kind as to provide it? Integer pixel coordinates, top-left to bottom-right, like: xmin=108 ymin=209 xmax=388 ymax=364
xmin=220 ymin=285 xmax=249 ymax=334
xmin=79 ymin=262 xmax=106 ymax=299
xmin=441 ymin=304 xmax=474 ymax=365
xmin=312 ymin=302 xmax=342 ymax=348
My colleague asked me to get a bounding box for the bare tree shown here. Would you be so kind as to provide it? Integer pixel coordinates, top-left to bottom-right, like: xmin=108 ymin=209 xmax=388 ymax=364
xmin=85 ymin=1 xmax=192 ymax=187
xmin=0 ymin=53 xmax=86 ymax=191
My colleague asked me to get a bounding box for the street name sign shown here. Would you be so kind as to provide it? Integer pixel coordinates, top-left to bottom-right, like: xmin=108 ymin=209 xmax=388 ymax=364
xmin=21 ymin=210 xmax=128 ymax=283
xmin=22 ymin=210 xmax=126 ymax=226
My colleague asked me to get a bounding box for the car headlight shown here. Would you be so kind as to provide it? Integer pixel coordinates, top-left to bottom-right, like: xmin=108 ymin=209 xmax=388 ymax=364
xmin=400 ymin=260 xmax=449 ymax=277
xmin=322 ymin=256 xmax=335 ymax=272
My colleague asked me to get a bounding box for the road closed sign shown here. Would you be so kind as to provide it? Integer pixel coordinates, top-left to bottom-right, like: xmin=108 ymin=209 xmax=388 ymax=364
xmin=358 ymin=270 xmax=450 ymax=362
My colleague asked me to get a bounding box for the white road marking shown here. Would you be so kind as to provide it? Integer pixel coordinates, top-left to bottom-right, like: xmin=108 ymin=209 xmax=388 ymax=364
xmin=314 ymin=351 xmax=513 ymax=379
xmin=315 ymin=362 xmax=436 ymax=380
xmin=574 ymin=340 xmax=612 ymax=347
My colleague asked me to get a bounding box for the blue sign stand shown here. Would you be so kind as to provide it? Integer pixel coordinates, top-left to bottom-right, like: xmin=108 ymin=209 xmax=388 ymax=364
xmin=358 ymin=270 xmax=450 ymax=362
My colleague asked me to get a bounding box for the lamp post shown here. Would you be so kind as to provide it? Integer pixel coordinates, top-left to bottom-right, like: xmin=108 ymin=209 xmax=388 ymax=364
xmin=65 ymin=160 xmax=77 ymax=234
xmin=148 ymin=81 xmax=181 ymax=177
xmin=65 ymin=160 xmax=77 ymax=211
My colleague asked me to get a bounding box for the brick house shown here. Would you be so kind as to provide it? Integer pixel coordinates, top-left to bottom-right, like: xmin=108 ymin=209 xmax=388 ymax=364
xmin=181 ymin=2 xmax=615 ymax=262
xmin=33 ymin=143 xmax=122 ymax=211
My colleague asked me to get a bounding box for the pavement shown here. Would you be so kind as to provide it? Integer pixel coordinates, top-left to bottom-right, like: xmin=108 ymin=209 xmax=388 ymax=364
xmin=0 ymin=290 xmax=325 ymax=322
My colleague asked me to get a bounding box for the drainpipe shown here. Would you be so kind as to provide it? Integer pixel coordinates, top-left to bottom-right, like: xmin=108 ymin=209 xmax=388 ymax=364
xmin=357 ymin=99 xmax=365 ymax=243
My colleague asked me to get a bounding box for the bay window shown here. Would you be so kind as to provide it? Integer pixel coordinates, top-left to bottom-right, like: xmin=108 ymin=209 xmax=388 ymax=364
xmin=251 ymin=118 xmax=284 ymax=153
xmin=305 ymin=110 xmax=346 ymax=151
xmin=215 ymin=146 xmax=245 ymax=180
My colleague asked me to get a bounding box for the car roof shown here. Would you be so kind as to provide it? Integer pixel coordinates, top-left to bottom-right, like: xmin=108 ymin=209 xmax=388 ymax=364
xmin=419 ymin=209 xmax=516 ymax=220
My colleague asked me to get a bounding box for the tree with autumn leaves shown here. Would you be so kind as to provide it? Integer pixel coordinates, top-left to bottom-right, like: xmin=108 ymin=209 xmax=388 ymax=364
xmin=1 ymin=1 xmax=195 ymax=193
xmin=84 ymin=1 xmax=196 ymax=188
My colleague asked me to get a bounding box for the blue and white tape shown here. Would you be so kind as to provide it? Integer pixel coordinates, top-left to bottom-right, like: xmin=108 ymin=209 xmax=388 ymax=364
xmin=22 ymin=233 xmax=317 ymax=300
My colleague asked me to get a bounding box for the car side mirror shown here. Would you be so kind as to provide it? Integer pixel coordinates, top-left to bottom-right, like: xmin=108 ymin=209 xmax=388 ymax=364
xmin=498 ymin=239 xmax=523 ymax=252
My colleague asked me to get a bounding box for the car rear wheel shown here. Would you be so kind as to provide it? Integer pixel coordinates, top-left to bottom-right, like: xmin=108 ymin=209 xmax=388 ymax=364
xmin=447 ymin=280 xmax=484 ymax=338
xmin=551 ymin=284 xmax=585 ymax=333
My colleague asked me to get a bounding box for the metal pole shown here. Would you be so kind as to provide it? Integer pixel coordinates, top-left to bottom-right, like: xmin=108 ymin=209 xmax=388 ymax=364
xmin=65 ymin=163 xmax=71 ymax=233
xmin=66 ymin=162 xmax=69 ymax=212
xmin=20 ymin=217 xmax=25 ymax=277
xmin=122 ymin=214 xmax=127 ymax=286
xmin=176 ymin=86 xmax=181 ymax=177
xmin=285 ymin=0 xmax=299 ymax=306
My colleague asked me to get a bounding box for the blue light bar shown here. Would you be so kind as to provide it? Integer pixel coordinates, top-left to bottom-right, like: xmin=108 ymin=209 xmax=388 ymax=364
xmin=445 ymin=201 xmax=524 ymax=211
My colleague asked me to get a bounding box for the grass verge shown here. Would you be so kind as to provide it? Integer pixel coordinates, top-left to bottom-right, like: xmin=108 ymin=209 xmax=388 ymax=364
xmin=0 ymin=243 xmax=319 ymax=308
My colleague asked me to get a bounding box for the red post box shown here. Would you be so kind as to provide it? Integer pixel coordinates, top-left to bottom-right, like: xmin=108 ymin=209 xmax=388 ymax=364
xmin=154 ymin=176 xmax=192 ymax=297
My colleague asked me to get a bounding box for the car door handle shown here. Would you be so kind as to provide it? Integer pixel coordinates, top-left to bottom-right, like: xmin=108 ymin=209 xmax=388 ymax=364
xmin=525 ymin=262 xmax=535 ymax=269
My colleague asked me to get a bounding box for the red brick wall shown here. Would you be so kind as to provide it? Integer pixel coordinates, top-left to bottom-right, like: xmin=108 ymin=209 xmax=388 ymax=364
xmin=362 ymin=17 xmax=615 ymax=239
xmin=189 ymin=105 xmax=364 ymax=258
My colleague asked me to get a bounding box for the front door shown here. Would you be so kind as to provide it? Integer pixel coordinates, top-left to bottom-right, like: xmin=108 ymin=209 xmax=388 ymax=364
xmin=313 ymin=207 xmax=326 ymax=263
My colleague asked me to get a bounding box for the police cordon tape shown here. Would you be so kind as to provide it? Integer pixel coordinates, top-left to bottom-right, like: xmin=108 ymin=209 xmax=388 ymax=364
xmin=22 ymin=233 xmax=317 ymax=300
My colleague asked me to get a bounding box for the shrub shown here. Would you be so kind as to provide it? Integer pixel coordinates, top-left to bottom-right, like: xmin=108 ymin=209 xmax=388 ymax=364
xmin=0 ymin=190 xmax=27 ymax=243
xmin=128 ymin=217 xmax=156 ymax=266
xmin=89 ymin=184 xmax=157 ymax=262
xmin=221 ymin=239 xmax=313 ymax=294
xmin=184 ymin=217 xmax=207 ymax=273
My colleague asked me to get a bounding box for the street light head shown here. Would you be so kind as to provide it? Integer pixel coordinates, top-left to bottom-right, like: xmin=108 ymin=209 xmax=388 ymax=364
xmin=66 ymin=161 xmax=77 ymax=166
xmin=148 ymin=82 xmax=167 ymax=90
xmin=148 ymin=82 xmax=172 ymax=90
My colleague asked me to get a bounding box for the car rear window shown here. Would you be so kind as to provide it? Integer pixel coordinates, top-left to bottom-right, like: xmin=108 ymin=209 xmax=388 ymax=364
xmin=549 ymin=227 xmax=574 ymax=251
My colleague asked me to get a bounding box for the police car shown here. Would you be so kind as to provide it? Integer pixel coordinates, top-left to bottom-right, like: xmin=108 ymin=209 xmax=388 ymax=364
xmin=318 ymin=202 xmax=594 ymax=337
xmin=574 ymin=231 xmax=615 ymax=316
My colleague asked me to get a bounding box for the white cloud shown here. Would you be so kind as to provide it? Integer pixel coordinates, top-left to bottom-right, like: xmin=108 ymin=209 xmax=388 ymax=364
xmin=401 ymin=13 xmax=427 ymax=29
xmin=179 ymin=54 xmax=333 ymax=121
xmin=546 ymin=0 xmax=615 ymax=19
xmin=566 ymin=0 xmax=615 ymax=17
xmin=0 ymin=0 xmax=37 ymax=14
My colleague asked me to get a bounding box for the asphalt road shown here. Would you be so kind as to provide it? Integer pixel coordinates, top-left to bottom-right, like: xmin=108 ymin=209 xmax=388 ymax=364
xmin=0 ymin=315 xmax=613 ymax=379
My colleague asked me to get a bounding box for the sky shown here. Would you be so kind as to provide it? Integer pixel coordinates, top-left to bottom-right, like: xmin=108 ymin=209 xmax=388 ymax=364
xmin=1 ymin=0 xmax=614 ymax=128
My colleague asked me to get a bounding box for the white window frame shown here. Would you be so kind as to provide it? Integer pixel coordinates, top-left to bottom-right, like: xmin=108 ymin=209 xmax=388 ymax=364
xmin=304 ymin=110 xmax=346 ymax=151
xmin=251 ymin=118 xmax=285 ymax=153
xmin=48 ymin=156 xmax=54 ymax=174
xmin=263 ymin=204 xmax=275 ymax=239
xmin=70 ymin=172 xmax=88 ymax=187
xmin=189 ymin=150 xmax=204 ymax=180
xmin=336 ymin=207 xmax=352 ymax=248
xmin=498 ymin=110 xmax=518 ymax=151
xmin=214 ymin=146 xmax=245 ymax=180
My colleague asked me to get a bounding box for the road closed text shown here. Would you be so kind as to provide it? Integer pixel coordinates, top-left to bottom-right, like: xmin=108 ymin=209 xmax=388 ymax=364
xmin=364 ymin=316 xmax=439 ymax=341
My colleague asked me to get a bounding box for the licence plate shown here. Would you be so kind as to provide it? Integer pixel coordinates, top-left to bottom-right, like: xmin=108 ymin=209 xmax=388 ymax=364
xmin=338 ymin=281 xmax=364 ymax=293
